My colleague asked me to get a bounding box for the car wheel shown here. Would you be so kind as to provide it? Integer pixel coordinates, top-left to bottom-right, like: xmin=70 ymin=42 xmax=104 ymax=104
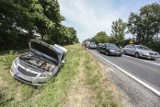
xmin=135 ymin=52 xmax=139 ymax=58
xmin=106 ymin=51 xmax=109 ymax=56
xmin=98 ymin=49 xmax=101 ymax=53
xmin=123 ymin=50 xmax=126 ymax=55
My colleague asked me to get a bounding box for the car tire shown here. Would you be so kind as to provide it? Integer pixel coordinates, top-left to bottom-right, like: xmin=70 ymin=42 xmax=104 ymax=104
xmin=106 ymin=51 xmax=109 ymax=56
xmin=98 ymin=49 xmax=101 ymax=53
xmin=119 ymin=54 xmax=122 ymax=57
xmin=100 ymin=49 xmax=103 ymax=53
xmin=135 ymin=52 xmax=139 ymax=58
xmin=123 ymin=50 xmax=126 ymax=55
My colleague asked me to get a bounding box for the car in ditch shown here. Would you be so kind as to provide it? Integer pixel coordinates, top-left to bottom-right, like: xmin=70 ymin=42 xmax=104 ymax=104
xmin=10 ymin=39 xmax=67 ymax=86
xmin=123 ymin=44 xmax=160 ymax=60
xmin=98 ymin=43 xmax=122 ymax=56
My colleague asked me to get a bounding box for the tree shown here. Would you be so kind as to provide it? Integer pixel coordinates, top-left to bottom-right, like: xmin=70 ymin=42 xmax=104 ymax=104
xmin=0 ymin=0 xmax=79 ymax=50
xmin=91 ymin=31 xmax=109 ymax=44
xmin=110 ymin=18 xmax=126 ymax=42
xmin=128 ymin=3 xmax=160 ymax=46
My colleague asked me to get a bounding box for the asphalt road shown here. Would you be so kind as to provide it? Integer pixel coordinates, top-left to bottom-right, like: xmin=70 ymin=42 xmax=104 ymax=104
xmin=89 ymin=49 xmax=160 ymax=107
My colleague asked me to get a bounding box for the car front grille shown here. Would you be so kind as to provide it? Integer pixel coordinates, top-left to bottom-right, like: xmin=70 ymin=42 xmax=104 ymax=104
xmin=149 ymin=53 xmax=158 ymax=55
xmin=15 ymin=75 xmax=32 ymax=84
xmin=18 ymin=66 xmax=37 ymax=77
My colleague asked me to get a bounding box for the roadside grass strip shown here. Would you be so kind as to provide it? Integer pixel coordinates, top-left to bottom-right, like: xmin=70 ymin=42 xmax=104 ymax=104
xmin=0 ymin=44 xmax=124 ymax=107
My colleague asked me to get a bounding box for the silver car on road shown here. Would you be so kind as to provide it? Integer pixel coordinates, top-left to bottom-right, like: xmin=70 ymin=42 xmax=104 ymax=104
xmin=10 ymin=39 xmax=67 ymax=86
xmin=123 ymin=45 xmax=159 ymax=60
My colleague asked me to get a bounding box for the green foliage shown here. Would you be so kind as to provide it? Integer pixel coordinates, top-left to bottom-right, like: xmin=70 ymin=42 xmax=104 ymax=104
xmin=47 ymin=26 xmax=79 ymax=45
xmin=110 ymin=18 xmax=127 ymax=44
xmin=91 ymin=31 xmax=109 ymax=44
xmin=0 ymin=0 xmax=79 ymax=50
xmin=0 ymin=50 xmax=18 ymax=69
xmin=128 ymin=3 xmax=160 ymax=47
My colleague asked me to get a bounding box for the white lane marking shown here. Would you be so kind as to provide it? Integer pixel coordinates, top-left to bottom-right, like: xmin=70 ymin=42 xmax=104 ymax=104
xmin=123 ymin=55 xmax=160 ymax=66
xmin=91 ymin=51 xmax=160 ymax=97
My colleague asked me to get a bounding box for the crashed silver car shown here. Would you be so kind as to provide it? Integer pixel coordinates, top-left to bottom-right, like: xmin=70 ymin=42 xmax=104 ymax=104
xmin=10 ymin=39 xmax=67 ymax=86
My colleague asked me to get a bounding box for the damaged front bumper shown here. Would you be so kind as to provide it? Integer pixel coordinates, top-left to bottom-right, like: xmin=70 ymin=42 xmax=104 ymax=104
xmin=10 ymin=59 xmax=51 ymax=86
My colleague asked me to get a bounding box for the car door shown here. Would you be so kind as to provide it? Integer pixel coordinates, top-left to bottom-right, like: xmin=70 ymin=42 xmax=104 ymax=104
xmin=101 ymin=44 xmax=106 ymax=53
xmin=125 ymin=45 xmax=131 ymax=54
xmin=129 ymin=45 xmax=136 ymax=55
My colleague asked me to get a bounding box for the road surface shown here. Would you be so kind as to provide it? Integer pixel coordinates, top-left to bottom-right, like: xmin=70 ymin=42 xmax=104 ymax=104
xmin=89 ymin=49 xmax=160 ymax=107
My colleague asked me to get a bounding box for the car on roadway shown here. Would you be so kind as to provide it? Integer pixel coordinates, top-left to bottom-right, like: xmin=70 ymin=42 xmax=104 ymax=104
xmin=98 ymin=43 xmax=122 ymax=56
xmin=123 ymin=44 xmax=160 ymax=60
xmin=97 ymin=43 xmax=103 ymax=51
xmin=88 ymin=42 xmax=97 ymax=49
xmin=10 ymin=39 xmax=67 ymax=86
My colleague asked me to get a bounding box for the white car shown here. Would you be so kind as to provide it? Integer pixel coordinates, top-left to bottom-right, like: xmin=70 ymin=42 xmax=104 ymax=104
xmin=123 ymin=45 xmax=159 ymax=60
xmin=10 ymin=39 xmax=67 ymax=86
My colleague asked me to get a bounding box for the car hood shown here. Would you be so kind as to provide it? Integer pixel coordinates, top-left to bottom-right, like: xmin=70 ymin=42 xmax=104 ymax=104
xmin=138 ymin=49 xmax=158 ymax=54
xmin=29 ymin=39 xmax=59 ymax=64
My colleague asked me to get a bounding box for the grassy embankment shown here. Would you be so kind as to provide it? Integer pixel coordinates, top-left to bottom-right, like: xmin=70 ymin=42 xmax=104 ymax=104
xmin=0 ymin=44 xmax=124 ymax=107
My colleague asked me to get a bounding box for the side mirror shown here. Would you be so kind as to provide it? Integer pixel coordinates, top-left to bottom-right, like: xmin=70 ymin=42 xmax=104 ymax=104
xmin=61 ymin=60 xmax=65 ymax=64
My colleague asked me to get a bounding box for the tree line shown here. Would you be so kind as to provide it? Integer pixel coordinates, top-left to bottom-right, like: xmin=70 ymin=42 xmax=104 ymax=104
xmin=84 ymin=3 xmax=160 ymax=52
xmin=0 ymin=0 xmax=79 ymax=50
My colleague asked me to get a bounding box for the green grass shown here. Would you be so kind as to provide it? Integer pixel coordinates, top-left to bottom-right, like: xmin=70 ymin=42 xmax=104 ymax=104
xmin=83 ymin=52 xmax=123 ymax=107
xmin=0 ymin=44 xmax=124 ymax=107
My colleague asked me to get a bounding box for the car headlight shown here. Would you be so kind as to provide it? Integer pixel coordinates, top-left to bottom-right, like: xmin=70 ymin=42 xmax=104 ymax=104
xmin=141 ymin=51 xmax=149 ymax=55
xmin=41 ymin=72 xmax=52 ymax=77
xmin=110 ymin=50 xmax=115 ymax=52
xmin=14 ymin=58 xmax=19 ymax=67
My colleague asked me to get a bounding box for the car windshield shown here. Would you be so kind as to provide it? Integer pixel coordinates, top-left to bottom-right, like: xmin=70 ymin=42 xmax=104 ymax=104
xmin=136 ymin=46 xmax=150 ymax=50
xmin=90 ymin=42 xmax=96 ymax=45
xmin=108 ymin=44 xmax=119 ymax=50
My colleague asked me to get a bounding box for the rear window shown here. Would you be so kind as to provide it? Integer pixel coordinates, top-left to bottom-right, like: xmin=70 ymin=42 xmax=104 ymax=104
xmin=31 ymin=42 xmax=58 ymax=61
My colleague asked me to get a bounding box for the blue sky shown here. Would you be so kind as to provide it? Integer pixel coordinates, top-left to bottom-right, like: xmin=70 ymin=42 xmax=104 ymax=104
xmin=58 ymin=0 xmax=159 ymax=42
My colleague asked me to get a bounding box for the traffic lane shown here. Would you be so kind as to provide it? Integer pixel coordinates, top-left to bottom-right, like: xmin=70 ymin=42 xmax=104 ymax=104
xmin=123 ymin=54 xmax=160 ymax=66
xmin=92 ymin=49 xmax=160 ymax=68
xmin=123 ymin=55 xmax=160 ymax=66
xmin=91 ymin=50 xmax=160 ymax=91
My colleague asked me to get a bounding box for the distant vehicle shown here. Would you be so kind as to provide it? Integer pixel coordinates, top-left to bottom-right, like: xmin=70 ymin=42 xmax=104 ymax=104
xmin=97 ymin=43 xmax=103 ymax=51
xmin=98 ymin=43 xmax=122 ymax=56
xmin=123 ymin=44 xmax=160 ymax=60
xmin=10 ymin=39 xmax=67 ymax=86
xmin=88 ymin=42 xmax=97 ymax=49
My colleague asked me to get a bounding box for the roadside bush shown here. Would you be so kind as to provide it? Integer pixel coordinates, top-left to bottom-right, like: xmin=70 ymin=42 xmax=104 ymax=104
xmin=0 ymin=50 xmax=18 ymax=69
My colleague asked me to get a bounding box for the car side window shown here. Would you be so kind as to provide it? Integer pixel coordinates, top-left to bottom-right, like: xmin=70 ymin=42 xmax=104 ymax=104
xmin=130 ymin=45 xmax=136 ymax=50
xmin=102 ymin=44 xmax=105 ymax=47
xmin=106 ymin=44 xmax=109 ymax=48
xmin=132 ymin=46 xmax=136 ymax=50
xmin=125 ymin=45 xmax=130 ymax=48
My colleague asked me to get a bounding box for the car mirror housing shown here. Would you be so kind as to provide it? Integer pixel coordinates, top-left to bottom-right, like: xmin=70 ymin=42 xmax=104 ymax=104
xmin=61 ymin=60 xmax=65 ymax=64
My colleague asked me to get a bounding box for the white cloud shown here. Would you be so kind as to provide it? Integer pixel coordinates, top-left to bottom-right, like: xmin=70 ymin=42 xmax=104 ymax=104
xmin=58 ymin=0 xmax=156 ymax=42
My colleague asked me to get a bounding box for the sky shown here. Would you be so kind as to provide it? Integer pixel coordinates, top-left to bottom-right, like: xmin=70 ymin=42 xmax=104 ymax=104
xmin=58 ymin=0 xmax=159 ymax=42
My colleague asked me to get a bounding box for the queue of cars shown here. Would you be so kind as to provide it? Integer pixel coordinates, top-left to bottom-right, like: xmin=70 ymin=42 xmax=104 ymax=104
xmin=86 ymin=42 xmax=160 ymax=60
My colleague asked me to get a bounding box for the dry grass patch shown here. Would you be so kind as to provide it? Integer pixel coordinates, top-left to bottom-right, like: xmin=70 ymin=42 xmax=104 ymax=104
xmin=64 ymin=56 xmax=95 ymax=107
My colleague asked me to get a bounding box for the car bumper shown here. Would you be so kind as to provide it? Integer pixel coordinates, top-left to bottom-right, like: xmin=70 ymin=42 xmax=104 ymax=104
xmin=109 ymin=51 xmax=122 ymax=56
xmin=141 ymin=54 xmax=160 ymax=59
xmin=89 ymin=47 xmax=97 ymax=49
xmin=10 ymin=62 xmax=50 ymax=86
